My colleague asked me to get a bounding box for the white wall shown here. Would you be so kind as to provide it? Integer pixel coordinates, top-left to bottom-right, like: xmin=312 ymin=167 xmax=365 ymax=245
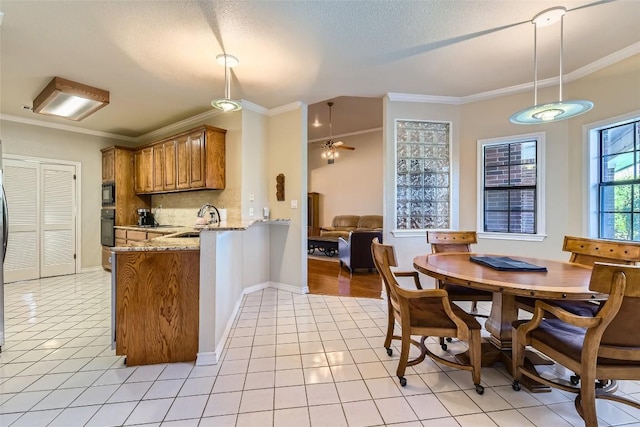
xmin=0 ymin=119 xmax=132 ymax=268
xmin=308 ymin=130 xmax=383 ymax=227
xmin=267 ymin=105 xmax=307 ymax=291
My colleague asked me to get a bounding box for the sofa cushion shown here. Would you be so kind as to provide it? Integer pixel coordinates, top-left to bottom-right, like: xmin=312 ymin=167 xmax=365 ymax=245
xmin=357 ymin=215 xmax=382 ymax=230
xmin=332 ymin=215 xmax=360 ymax=229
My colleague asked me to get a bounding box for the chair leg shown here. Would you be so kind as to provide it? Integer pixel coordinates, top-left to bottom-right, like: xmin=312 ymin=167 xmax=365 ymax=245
xmin=511 ymin=326 xmax=525 ymax=391
xmin=396 ymin=328 xmax=411 ymax=387
xmin=470 ymin=300 xmax=478 ymax=313
xmin=469 ymin=329 xmax=484 ymax=395
xmin=580 ymin=370 xmax=598 ymax=427
xmin=384 ymin=311 xmax=394 ymax=356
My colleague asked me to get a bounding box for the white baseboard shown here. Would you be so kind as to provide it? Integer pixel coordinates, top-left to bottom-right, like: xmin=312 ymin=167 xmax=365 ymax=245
xmin=269 ymin=281 xmax=309 ymax=294
xmin=243 ymin=281 xmax=270 ymax=295
xmin=195 ymin=352 xmax=218 ymax=366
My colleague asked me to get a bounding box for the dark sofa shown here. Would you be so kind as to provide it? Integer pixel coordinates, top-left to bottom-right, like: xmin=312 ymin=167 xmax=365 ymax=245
xmin=338 ymin=230 xmax=383 ymax=273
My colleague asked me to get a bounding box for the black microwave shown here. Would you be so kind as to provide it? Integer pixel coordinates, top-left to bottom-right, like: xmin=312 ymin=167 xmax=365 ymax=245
xmin=102 ymin=182 xmax=115 ymax=206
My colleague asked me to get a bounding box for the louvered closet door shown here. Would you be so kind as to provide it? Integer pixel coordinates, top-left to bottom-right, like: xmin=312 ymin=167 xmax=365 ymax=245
xmin=4 ymin=159 xmax=40 ymax=283
xmin=40 ymin=164 xmax=76 ymax=278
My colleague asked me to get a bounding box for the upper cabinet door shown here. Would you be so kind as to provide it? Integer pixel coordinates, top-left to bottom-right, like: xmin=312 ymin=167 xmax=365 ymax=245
xmin=188 ymin=130 xmax=206 ymax=189
xmin=162 ymin=140 xmax=177 ymax=191
xmin=176 ymin=135 xmax=190 ymax=190
xmin=152 ymin=145 xmax=164 ymax=192
xmin=134 ymin=147 xmax=153 ymax=194
xmin=102 ymin=149 xmax=115 ymax=183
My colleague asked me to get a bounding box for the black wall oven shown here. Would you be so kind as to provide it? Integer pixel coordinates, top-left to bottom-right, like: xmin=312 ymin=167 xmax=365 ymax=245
xmin=101 ymin=209 xmax=115 ymax=247
xmin=102 ymin=182 xmax=115 ymax=206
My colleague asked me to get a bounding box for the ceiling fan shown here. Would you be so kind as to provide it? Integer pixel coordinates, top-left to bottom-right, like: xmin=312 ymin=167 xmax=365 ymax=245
xmin=312 ymin=101 xmax=355 ymax=164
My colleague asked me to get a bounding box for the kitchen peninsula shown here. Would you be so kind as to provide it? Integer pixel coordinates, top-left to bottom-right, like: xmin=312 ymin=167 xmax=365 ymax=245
xmin=111 ymin=218 xmax=290 ymax=366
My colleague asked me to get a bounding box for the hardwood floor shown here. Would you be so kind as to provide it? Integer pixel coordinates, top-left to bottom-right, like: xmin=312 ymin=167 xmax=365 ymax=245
xmin=307 ymin=257 xmax=382 ymax=299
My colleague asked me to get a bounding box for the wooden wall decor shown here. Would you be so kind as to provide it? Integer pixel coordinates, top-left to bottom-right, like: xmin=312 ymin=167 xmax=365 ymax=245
xmin=276 ymin=173 xmax=285 ymax=201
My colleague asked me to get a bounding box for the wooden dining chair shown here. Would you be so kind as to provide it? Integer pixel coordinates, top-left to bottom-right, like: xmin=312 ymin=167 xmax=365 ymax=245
xmin=516 ymin=236 xmax=640 ymax=316
xmin=371 ymin=238 xmax=484 ymax=394
xmin=426 ymin=231 xmax=493 ymax=349
xmin=512 ymin=262 xmax=640 ymax=427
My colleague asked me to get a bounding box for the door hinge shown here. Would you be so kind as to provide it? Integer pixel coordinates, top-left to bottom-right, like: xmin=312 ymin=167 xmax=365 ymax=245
xmin=73 ymin=174 xmax=77 ymax=180
xmin=73 ymin=254 xmax=76 ymax=259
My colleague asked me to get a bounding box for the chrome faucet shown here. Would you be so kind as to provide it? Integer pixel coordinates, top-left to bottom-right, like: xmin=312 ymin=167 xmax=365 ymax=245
xmin=197 ymin=203 xmax=221 ymax=224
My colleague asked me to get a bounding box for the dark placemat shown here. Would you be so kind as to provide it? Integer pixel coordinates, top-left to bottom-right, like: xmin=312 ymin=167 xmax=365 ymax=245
xmin=470 ymin=256 xmax=547 ymax=272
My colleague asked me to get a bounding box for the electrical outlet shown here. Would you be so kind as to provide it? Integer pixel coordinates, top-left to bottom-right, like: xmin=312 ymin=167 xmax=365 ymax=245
xmin=249 ymin=192 xmax=254 ymax=202
xmin=249 ymin=208 xmax=254 ymax=216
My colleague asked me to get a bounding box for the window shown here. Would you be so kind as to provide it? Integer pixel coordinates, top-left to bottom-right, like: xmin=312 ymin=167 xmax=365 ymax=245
xmin=395 ymin=120 xmax=451 ymax=232
xmin=477 ymin=133 xmax=546 ymax=241
xmin=598 ymin=119 xmax=640 ymax=241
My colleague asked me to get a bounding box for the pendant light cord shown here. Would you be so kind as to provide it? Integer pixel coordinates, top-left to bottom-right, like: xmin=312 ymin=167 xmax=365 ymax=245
xmin=559 ymin=14 xmax=564 ymax=102
xmin=533 ymin=22 xmax=538 ymax=106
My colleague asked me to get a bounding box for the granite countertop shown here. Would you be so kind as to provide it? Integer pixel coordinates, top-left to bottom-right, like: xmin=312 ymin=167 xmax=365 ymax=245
xmin=112 ymin=219 xmax=291 ymax=252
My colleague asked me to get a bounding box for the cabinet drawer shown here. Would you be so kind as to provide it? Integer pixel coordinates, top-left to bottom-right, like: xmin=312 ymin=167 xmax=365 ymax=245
xmin=115 ymin=229 xmax=127 ymax=239
xmin=127 ymin=230 xmax=148 ymax=241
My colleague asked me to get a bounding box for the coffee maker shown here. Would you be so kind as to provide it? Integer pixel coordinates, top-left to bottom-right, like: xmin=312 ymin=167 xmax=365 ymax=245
xmin=137 ymin=208 xmax=155 ymax=226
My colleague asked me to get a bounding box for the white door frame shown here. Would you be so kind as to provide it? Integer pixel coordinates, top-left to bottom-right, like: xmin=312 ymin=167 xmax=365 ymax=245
xmin=6 ymin=154 xmax=82 ymax=274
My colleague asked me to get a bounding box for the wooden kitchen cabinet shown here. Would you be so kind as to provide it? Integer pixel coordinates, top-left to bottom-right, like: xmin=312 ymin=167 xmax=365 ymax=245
xmin=114 ymin=249 xmax=200 ymax=365
xmin=102 ymin=149 xmax=115 ymax=182
xmin=136 ymin=125 xmax=226 ymax=194
xmin=115 ymin=228 xmax=168 ymax=245
xmin=152 ymin=140 xmax=177 ymax=192
xmin=101 ymin=146 xmax=150 ymax=226
xmin=134 ymin=146 xmax=153 ymax=194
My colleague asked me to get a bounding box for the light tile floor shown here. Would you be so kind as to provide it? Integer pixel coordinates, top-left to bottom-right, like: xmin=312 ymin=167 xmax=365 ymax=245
xmin=2 ymin=271 xmax=640 ymax=426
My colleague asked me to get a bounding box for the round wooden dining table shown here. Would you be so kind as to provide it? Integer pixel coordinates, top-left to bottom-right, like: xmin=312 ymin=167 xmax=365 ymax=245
xmin=412 ymin=253 xmax=602 ymax=350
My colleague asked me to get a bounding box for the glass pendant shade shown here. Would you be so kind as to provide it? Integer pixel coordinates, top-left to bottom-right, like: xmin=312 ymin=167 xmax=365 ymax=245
xmin=510 ymin=7 xmax=593 ymax=125
xmin=211 ymin=54 xmax=242 ymax=112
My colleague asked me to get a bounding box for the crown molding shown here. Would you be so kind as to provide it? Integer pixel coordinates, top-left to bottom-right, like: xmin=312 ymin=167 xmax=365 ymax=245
xmin=386 ymin=93 xmax=461 ymax=105
xmin=240 ymin=99 xmax=269 ymax=115
xmin=266 ymin=101 xmax=304 ymax=117
xmin=0 ymin=113 xmax=137 ymax=142
xmin=139 ymin=108 xmax=223 ymax=142
xmin=564 ymin=41 xmax=640 ymax=82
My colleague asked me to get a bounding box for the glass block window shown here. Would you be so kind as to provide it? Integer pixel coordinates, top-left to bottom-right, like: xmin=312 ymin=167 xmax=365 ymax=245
xmin=395 ymin=120 xmax=450 ymax=230
xmin=598 ymin=119 xmax=640 ymax=241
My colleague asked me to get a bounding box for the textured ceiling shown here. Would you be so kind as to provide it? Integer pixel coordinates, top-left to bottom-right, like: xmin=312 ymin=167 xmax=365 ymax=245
xmin=0 ymin=0 xmax=638 ymax=140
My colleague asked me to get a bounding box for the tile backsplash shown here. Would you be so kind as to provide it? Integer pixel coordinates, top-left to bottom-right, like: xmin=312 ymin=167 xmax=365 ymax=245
xmin=151 ymin=189 xmax=240 ymax=226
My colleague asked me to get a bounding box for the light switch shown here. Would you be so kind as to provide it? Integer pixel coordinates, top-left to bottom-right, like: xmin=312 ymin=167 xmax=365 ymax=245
xmin=249 ymin=192 xmax=254 ymax=202
xmin=249 ymin=208 xmax=254 ymax=216
xmin=291 ymin=200 xmax=298 ymax=209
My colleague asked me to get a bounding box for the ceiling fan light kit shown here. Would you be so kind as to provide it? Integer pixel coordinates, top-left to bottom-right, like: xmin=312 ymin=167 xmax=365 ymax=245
xmin=510 ymin=6 xmax=593 ymax=125
xmin=211 ymin=54 xmax=242 ymax=112
xmin=32 ymin=76 xmax=109 ymax=121
xmin=319 ymin=101 xmax=355 ymax=164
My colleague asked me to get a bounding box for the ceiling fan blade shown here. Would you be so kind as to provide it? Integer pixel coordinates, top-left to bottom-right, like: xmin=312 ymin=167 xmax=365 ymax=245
xmin=337 ymin=145 xmax=355 ymax=150
xmin=333 ymin=141 xmax=343 ymax=147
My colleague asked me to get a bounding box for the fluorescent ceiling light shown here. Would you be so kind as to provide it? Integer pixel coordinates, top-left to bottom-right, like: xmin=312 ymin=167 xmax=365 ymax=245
xmin=32 ymin=77 xmax=109 ymax=121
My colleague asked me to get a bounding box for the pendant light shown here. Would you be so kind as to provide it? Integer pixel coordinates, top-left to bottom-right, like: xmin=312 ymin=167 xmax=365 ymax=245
xmin=211 ymin=54 xmax=242 ymax=112
xmin=510 ymin=7 xmax=593 ymax=125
